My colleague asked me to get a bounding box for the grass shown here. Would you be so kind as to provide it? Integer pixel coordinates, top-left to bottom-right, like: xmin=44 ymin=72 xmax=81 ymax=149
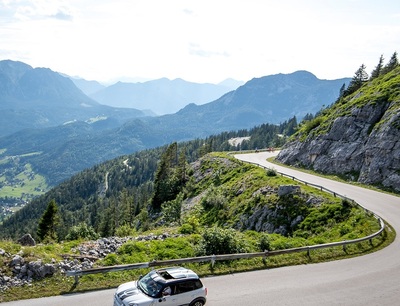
xmin=291 ymin=67 xmax=400 ymax=142
xmin=0 ymin=162 xmax=48 ymax=198
xmin=0 ymin=220 xmax=396 ymax=302
xmin=268 ymin=156 xmax=400 ymax=197
xmin=0 ymin=152 xmax=397 ymax=302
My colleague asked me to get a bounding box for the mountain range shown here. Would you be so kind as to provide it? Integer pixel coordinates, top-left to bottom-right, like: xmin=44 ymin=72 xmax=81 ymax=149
xmin=0 ymin=60 xmax=145 ymax=138
xmin=0 ymin=59 xmax=349 ymax=189
xmin=86 ymin=77 xmax=243 ymax=115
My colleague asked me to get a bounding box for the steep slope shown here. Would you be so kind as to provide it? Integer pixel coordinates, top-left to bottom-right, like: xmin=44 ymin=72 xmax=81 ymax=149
xmin=0 ymin=60 xmax=145 ymax=137
xmin=1 ymin=150 xmax=367 ymax=242
xmin=161 ymin=71 xmax=350 ymax=131
xmin=277 ymin=66 xmax=400 ymax=192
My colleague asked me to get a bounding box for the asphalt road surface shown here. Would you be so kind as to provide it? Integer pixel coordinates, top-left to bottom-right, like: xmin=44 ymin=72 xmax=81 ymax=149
xmin=4 ymin=152 xmax=400 ymax=306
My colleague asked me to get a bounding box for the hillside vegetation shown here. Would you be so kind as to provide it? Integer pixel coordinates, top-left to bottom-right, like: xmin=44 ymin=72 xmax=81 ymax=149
xmin=277 ymin=53 xmax=400 ymax=192
xmin=0 ymin=149 xmax=382 ymax=245
xmin=0 ymin=120 xmax=296 ymax=239
xmin=0 ymin=150 xmax=389 ymax=302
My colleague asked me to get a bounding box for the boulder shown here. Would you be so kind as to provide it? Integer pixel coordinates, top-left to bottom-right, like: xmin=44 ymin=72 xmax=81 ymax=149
xmin=17 ymin=234 xmax=36 ymax=246
xmin=278 ymin=185 xmax=300 ymax=196
xmin=9 ymin=255 xmax=24 ymax=267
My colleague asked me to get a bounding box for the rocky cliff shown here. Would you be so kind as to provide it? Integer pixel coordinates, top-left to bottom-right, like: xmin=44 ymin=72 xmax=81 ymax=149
xmin=277 ymin=66 xmax=400 ymax=192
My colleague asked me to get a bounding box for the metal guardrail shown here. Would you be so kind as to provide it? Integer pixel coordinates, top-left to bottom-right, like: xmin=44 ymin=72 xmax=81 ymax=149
xmin=67 ymin=157 xmax=385 ymax=284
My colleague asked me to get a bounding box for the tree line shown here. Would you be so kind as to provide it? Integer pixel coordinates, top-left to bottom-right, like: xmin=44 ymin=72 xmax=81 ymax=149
xmin=0 ymin=118 xmax=298 ymax=241
xmin=338 ymin=51 xmax=398 ymax=99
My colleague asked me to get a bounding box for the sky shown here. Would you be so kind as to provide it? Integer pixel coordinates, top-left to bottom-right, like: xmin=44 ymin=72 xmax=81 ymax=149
xmin=1 ymin=0 xmax=400 ymax=84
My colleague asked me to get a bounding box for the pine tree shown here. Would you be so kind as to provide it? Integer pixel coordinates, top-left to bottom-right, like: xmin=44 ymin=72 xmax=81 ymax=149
xmin=37 ymin=199 xmax=59 ymax=241
xmin=284 ymin=116 xmax=298 ymax=136
xmin=381 ymin=52 xmax=399 ymax=75
xmin=176 ymin=147 xmax=187 ymax=184
xmin=370 ymin=54 xmax=384 ymax=80
xmin=339 ymin=83 xmax=346 ymax=98
xmin=151 ymin=142 xmax=181 ymax=210
xmin=345 ymin=64 xmax=369 ymax=96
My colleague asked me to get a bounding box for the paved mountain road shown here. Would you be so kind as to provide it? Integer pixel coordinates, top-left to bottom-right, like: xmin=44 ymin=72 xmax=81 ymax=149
xmin=4 ymin=152 xmax=400 ymax=305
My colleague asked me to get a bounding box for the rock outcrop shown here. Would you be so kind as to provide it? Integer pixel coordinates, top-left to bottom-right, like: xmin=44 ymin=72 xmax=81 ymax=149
xmin=0 ymin=232 xmax=181 ymax=292
xmin=277 ymin=68 xmax=400 ymax=192
xmin=17 ymin=234 xmax=36 ymax=246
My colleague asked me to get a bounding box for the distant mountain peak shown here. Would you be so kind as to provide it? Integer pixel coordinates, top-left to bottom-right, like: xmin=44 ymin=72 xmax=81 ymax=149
xmin=0 ymin=59 xmax=146 ymax=137
xmin=218 ymin=78 xmax=244 ymax=88
xmin=0 ymin=59 xmax=33 ymax=83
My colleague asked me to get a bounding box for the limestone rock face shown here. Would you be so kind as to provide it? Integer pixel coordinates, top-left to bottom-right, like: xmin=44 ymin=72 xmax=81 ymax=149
xmin=277 ymin=100 xmax=400 ymax=192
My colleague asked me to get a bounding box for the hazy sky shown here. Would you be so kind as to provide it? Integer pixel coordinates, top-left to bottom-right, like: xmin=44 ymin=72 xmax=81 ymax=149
xmin=1 ymin=0 xmax=400 ymax=84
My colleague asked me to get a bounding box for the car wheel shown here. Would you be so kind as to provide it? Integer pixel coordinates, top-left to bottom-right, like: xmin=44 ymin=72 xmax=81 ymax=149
xmin=190 ymin=300 xmax=204 ymax=306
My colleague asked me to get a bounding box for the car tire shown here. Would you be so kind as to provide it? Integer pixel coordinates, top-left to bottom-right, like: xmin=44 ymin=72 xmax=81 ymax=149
xmin=189 ymin=300 xmax=205 ymax=306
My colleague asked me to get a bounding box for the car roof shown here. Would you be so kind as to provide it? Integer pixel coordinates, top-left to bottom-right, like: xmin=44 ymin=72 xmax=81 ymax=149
xmin=152 ymin=267 xmax=200 ymax=283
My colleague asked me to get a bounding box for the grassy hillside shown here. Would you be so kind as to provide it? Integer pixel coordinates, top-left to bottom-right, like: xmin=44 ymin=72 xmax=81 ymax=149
xmin=277 ymin=61 xmax=400 ymax=192
xmin=0 ymin=120 xmax=295 ymax=240
xmin=0 ymin=151 xmax=392 ymax=302
xmin=295 ymin=66 xmax=400 ymax=140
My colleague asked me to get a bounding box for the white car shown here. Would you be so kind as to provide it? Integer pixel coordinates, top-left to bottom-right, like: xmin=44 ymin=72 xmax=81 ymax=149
xmin=114 ymin=266 xmax=207 ymax=306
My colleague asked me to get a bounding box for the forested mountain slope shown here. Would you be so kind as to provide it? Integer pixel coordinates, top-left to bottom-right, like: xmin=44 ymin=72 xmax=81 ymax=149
xmin=277 ymin=57 xmax=400 ymax=192
xmin=154 ymin=70 xmax=349 ymax=131
xmin=0 ymin=121 xmax=298 ymax=239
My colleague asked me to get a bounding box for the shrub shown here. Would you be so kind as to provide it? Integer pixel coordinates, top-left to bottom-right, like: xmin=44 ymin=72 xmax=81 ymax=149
xmin=161 ymin=192 xmax=184 ymax=223
xmin=200 ymin=185 xmax=227 ymax=210
xmin=266 ymin=168 xmax=277 ymax=177
xmin=258 ymin=233 xmax=271 ymax=251
xmin=102 ymin=253 xmax=120 ymax=266
xmin=196 ymin=227 xmax=246 ymax=256
xmin=179 ymin=216 xmax=200 ymax=234
xmin=65 ymin=222 xmax=99 ymax=241
xmin=115 ymin=224 xmax=136 ymax=237
xmin=179 ymin=223 xmax=194 ymax=234
xmin=304 ymin=116 xmax=325 ymax=133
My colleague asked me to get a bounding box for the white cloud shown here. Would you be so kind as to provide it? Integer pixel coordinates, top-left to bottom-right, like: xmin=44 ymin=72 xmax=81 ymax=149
xmin=1 ymin=0 xmax=400 ymax=83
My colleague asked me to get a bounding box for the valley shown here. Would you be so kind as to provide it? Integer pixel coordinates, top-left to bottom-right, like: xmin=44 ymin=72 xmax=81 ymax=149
xmin=0 ymin=60 xmax=349 ymax=197
xmin=0 ymin=55 xmax=399 ymax=303
xmin=0 ymin=153 xmax=48 ymax=221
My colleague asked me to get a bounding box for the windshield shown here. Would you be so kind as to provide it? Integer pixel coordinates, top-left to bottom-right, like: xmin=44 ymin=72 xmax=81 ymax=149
xmin=137 ymin=272 xmax=163 ymax=298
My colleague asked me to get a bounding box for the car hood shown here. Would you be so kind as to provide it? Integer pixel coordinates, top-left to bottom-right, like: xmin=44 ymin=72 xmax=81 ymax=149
xmin=115 ymin=281 xmax=154 ymax=305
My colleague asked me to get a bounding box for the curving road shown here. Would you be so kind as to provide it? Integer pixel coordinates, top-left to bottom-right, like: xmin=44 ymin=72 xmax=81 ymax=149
xmin=4 ymin=152 xmax=400 ymax=305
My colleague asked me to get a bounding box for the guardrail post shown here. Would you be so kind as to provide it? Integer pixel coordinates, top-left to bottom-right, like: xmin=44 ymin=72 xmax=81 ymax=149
xmin=307 ymin=247 xmax=311 ymax=259
xmin=74 ymin=274 xmax=79 ymax=285
xmin=343 ymin=243 xmax=347 ymax=253
xmin=262 ymin=250 xmax=268 ymax=265
xmin=211 ymin=254 xmax=216 ymax=268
